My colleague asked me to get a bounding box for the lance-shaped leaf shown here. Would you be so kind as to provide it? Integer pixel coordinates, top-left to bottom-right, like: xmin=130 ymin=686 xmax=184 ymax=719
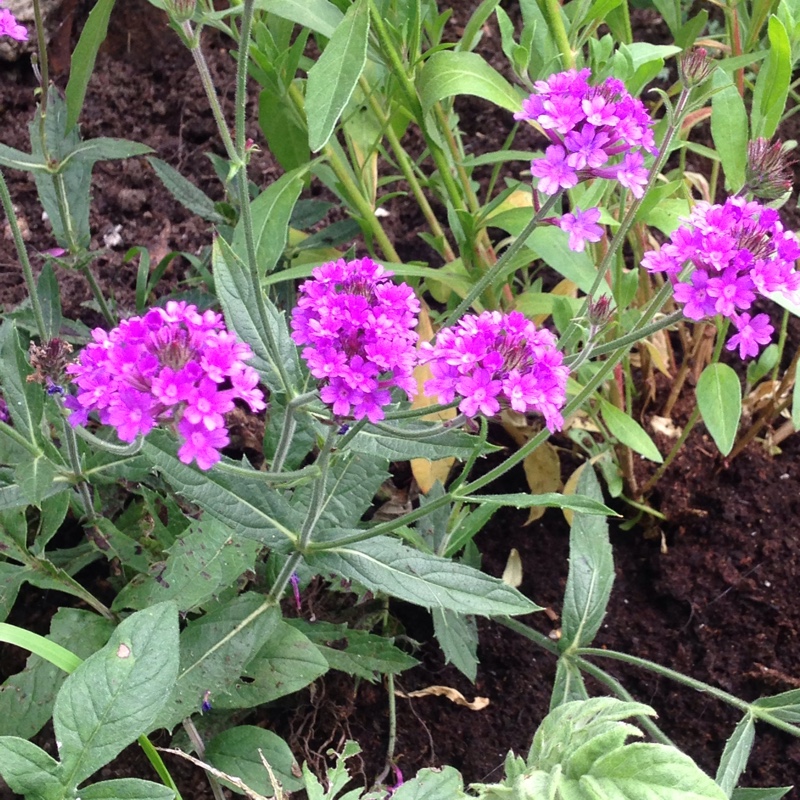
xmin=306 ymin=535 xmax=540 ymax=616
xmin=560 ymin=466 xmax=614 ymax=651
xmin=0 ymin=322 xmax=44 ymax=445
xmin=716 ymin=714 xmax=755 ymax=798
xmin=53 ymin=602 xmax=179 ymax=786
xmin=432 ymin=608 xmax=479 ymax=683
xmin=142 ymin=430 xmax=302 ymax=549
xmin=348 ymin=425 xmax=495 ymax=461
xmin=458 ymin=491 xmax=615 ymax=516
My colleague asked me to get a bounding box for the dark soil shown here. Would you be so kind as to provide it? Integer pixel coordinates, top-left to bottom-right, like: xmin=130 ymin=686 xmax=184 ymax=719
xmin=2 ymin=1 xmax=800 ymax=798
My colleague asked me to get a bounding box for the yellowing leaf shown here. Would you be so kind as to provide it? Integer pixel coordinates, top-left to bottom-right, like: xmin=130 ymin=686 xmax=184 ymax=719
xmin=523 ymin=442 xmax=561 ymax=523
xmin=562 ymin=462 xmax=588 ymax=527
xmin=533 ymin=279 xmax=577 ymax=325
xmin=410 ymin=305 xmax=457 ymax=494
xmin=395 ymin=685 xmax=490 ymax=710
xmin=483 ymin=188 xmax=532 ymax=222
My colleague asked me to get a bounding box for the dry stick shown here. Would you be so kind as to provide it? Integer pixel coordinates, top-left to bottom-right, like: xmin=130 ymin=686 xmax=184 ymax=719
xmin=182 ymin=718 xmax=226 ymax=800
xmin=662 ymin=322 xmax=710 ymax=417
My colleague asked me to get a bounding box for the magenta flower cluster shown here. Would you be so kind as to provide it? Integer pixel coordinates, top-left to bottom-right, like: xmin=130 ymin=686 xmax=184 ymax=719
xmin=0 ymin=7 xmax=27 ymax=40
xmin=421 ymin=311 xmax=569 ymax=432
xmin=291 ymin=257 xmax=420 ymax=423
xmin=516 ymin=69 xmax=657 ymax=252
xmin=66 ymin=301 xmax=265 ymax=470
xmin=642 ymin=197 xmax=800 ymax=358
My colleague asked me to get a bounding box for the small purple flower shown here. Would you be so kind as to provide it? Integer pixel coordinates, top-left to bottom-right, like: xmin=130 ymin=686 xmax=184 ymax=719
xmin=421 ymin=311 xmax=569 ymax=431
xmin=291 ymin=257 xmax=420 ymax=423
xmin=558 ymin=206 xmax=603 ymax=252
xmin=517 ymin=69 xmax=657 ymax=199
xmin=0 ymin=8 xmax=27 ymax=41
xmin=642 ymin=196 xmax=800 ymax=358
xmin=67 ymin=301 xmax=264 ymax=469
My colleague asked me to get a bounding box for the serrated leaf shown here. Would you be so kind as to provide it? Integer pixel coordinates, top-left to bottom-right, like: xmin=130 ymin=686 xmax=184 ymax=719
xmin=306 ymin=535 xmax=540 ymax=615
xmin=36 ymin=261 xmax=62 ymax=341
xmin=393 ymin=766 xmax=469 ymax=800
xmin=141 ymin=430 xmax=302 ymax=549
xmin=53 ymin=602 xmax=179 ymax=786
xmin=716 ymin=715 xmax=755 ymax=798
xmin=348 ymin=426 xmax=490 ymax=461
xmin=731 ymin=788 xmax=793 ymax=800
xmin=0 ymin=608 xmax=114 ymax=739
xmin=0 ymin=736 xmax=63 ymax=797
xmin=432 ymin=607 xmax=479 ymax=683
xmin=78 ymin=777 xmax=177 ymax=800
xmin=206 ymin=725 xmax=303 ymax=796
xmin=599 ymin=399 xmax=663 ymax=463
xmin=417 ymin=51 xmax=521 ymax=113
xmin=14 ymin=454 xmax=60 ymax=505
xmin=213 ymin=236 xmax=303 ymax=394
xmin=67 ymin=137 xmax=153 ymax=163
xmin=0 ymin=322 xmax=44 ymax=444
xmin=752 ymin=687 xmax=800 ymax=723
xmin=113 ymin=518 xmax=260 ymax=612
xmin=306 ymin=0 xmax=369 ymax=151
xmin=154 ymin=595 xmax=280 ymax=730
xmin=697 ymin=363 xmax=742 ymax=456
xmin=458 ymin=491 xmax=615 ymax=516
xmin=214 ymin=619 xmax=328 ymax=710
xmin=560 ymin=466 xmax=614 ymax=652
xmin=148 ymin=157 xmax=224 ymax=223
xmin=0 ymin=563 xmax=25 ymax=623
xmin=288 ymin=619 xmax=418 ymax=681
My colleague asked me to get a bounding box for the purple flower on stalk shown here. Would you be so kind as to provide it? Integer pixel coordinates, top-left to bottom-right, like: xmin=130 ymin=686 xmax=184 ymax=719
xmin=642 ymin=196 xmax=800 ymax=358
xmin=421 ymin=311 xmax=569 ymax=432
xmin=66 ymin=301 xmax=265 ymax=470
xmin=291 ymin=257 xmax=420 ymax=423
xmin=516 ymin=69 xmax=657 ymax=200
xmin=558 ymin=207 xmax=604 ymax=252
xmin=0 ymin=8 xmax=28 ymax=41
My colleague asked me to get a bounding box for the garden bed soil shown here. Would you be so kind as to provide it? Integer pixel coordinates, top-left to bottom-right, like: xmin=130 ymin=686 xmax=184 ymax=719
xmin=2 ymin=1 xmax=800 ymax=797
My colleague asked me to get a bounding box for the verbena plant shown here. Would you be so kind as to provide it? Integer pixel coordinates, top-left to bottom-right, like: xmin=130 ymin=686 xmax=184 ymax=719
xmin=0 ymin=1 xmax=799 ymax=799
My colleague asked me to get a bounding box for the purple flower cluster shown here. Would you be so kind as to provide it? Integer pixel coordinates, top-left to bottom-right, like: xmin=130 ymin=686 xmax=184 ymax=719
xmin=291 ymin=257 xmax=420 ymax=423
xmin=516 ymin=69 xmax=657 ymax=252
xmin=642 ymin=197 xmax=800 ymax=358
xmin=421 ymin=311 xmax=569 ymax=431
xmin=66 ymin=301 xmax=265 ymax=470
xmin=0 ymin=6 xmax=27 ymax=40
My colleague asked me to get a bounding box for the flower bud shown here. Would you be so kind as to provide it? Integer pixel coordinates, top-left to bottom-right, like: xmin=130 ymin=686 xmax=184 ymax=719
xmin=745 ymin=138 xmax=795 ymax=201
xmin=679 ymin=47 xmax=714 ymax=87
xmin=164 ymin=0 xmax=196 ymax=23
xmin=587 ymin=295 xmax=613 ymax=328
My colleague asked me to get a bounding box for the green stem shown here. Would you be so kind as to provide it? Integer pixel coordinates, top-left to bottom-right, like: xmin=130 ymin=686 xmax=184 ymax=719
xmin=182 ymin=718 xmax=225 ymax=800
xmin=271 ymin=391 xmax=318 ymax=473
xmin=640 ymin=406 xmax=699 ymax=496
xmin=298 ymin=427 xmax=338 ymax=550
xmin=541 ymin=0 xmax=575 ymax=69
xmin=52 ymin=172 xmax=79 ymax=254
xmin=0 ymin=419 xmax=41 ymax=457
xmin=359 ymin=76 xmax=456 ymax=261
xmin=443 ymin=192 xmax=562 ymax=326
xmin=0 ymin=168 xmax=48 ymax=340
xmin=214 ymin=460 xmax=320 ymax=484
xmin=71 ymin=426 xmax=143 ymax=456
xmin=559 ymin=85 xmax=693 ymax=353
xmin=32 ymin=0 xmax=49 ymax=146
xmin=372 ymin=419 xmax=455 ymax=440
xmin=80 ymin=261 xmax=116 ymax=327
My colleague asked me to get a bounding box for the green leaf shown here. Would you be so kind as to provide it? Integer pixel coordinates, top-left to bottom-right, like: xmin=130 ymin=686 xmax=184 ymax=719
xmin=306 ymin=0 xmax=369 ymax=151
xmin=731 ymin=789 xmax=793 ymax=800
xmin=0 ymin=609 xmax=114 ymax=739
xmin=715 ymin=715 xmax=755 ymax=798
xmin=306 ymin=536 xmax=541 ymax=615
xmin=215 ymin=236 xmax=303 ymax=395
xmin=79 ymin=778 xmax=177 ymax=799
xmin=65 ymin=0 xmax=116 ymax=131
xmin=752 ymin=687 xmax=800 ymax=723
xmin=0 ymin=475 xmax=71 ymax=512
xmin=393 ymin=767 xmax=469 ymax=800
xmin=212 ymin=618 xmax=328 ymax=710
xmin=291 ymin=452 xmax=388 ymax=529
xmin=113 ymin=518 xmax=260 ymax=612
xmin=13 ymin=454 xmax=60 ymax=506
xmin=67 ymin=137 xmax=153 ymax=163
xmin=711 ymin=70 xmax=749 ymax=192
xmin=258 ymin=89 xmax=310 ymax=172
xmin=560 ymin=466 xmax=614 ymax=652
xmin=459 ymin=491 xmax=615 ymax=515
xmin=432 ymin=608 xmax=479 ymax=683
xmin=288 ymin=619 xmax=418 ymax=681
xmin=53 ymin=602 xmax=179 ymax=786
xmin=232 ymin=167 xmax=306 ymax=277
xmin=142 ymin=430 xmax=302 ymax=549
xmin=254 ymin=0 xmax=344 ymax=37
xmin=0 ymin=322 xmax=44 ymax=444
xmin=528 ymin=226 xmax=611 ymax=296
xmin=148 ymin=157 xmax=224 ymax=223
xmin=793 ymin=359 xmax=800 ymax=431
xmin=0 ymin=563 xmax=26 ymax=623
xmin=599 ymin=398 xmax=663 ymax=463
xmin=417 ymin=51 xmax=522 ymax=113
xmin=550 ymin=658 xmax=589 ymax=709
xmin=36 ymin=261 xmax=62 ymax=341
xmin=348 ymin=426 xmax=494 ymax=461
xmin=154 ymin=595 xmax=280 ymax=730
xmin=0 ymin=142 xmax=48 ymax=172
xmin=206 ymin=726 xmax=303 ymax=796
xmin=696 ymin=363 xmax=742 ymax=456
xmin=0 ymin=736 xmax=63 ymax=798
xmin=751 ymin=16 xmax=792 ymax=139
